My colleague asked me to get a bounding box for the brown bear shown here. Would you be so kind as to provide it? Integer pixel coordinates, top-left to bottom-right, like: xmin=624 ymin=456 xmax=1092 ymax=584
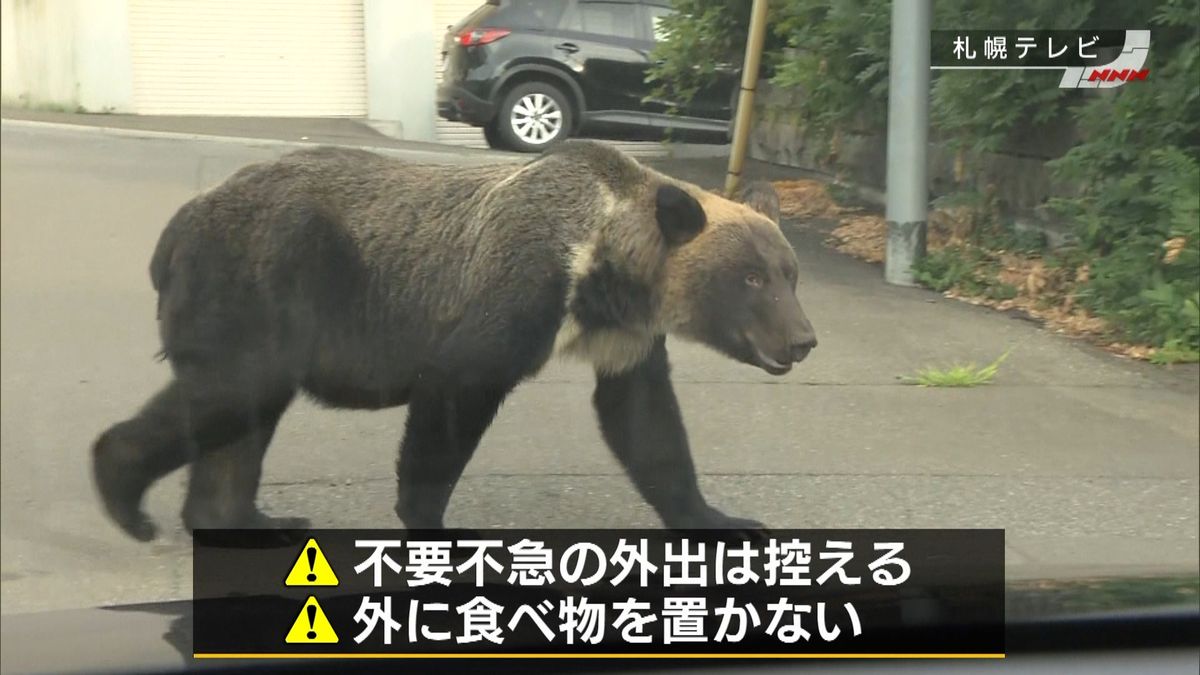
xmin=91 ymin=140 xmax=817 ymax=541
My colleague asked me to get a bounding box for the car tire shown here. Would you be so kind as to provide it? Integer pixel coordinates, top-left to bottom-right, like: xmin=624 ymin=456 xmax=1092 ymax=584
xmin=482 ymin=119 xmax=508 ymax=151
xmin=496 ymin=81 xmax=574 ymax=153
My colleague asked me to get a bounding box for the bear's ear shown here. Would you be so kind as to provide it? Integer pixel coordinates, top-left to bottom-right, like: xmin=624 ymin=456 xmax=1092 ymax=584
xmin=738 ymin=181 xmax=781 ymax=223
xmin=655 ymin=184 xmax=707 ymax=246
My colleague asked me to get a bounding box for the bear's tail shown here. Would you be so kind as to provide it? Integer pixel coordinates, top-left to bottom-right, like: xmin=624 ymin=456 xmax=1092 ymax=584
xmin=149 ymin=221 xmax=176 ymax=301
xmin=148 ymin=208 xmax=187 ymax=361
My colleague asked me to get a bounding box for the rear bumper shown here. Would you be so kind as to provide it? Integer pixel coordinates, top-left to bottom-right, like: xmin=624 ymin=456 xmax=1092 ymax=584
xmin=436 ymin=82 xmax=496 ymax=126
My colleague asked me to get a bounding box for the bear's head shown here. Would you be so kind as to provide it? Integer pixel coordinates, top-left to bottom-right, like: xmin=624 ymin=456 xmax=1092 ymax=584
xmin=537 ymin=140 xmax=815 ymax=376
xmin=655 ymin=179 xmax=818 ymax=376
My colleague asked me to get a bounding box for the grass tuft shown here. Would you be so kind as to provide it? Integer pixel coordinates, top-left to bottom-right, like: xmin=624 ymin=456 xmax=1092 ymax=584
xmin=902 ymin=348 xmax=1014 ymax=388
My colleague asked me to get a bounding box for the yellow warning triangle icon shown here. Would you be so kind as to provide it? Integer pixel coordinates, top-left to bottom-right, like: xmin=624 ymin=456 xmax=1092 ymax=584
xmin=284 ymin=538 xmax=339 ymax=587
xmin=285 ymin=596 xmax=339 ymax=644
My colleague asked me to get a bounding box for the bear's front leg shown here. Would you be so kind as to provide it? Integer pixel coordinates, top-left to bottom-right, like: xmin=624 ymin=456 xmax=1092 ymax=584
xmin=592 ymin=335 xmax=769 ymax=539
xmin=394 ymin=385 xmax=510 ymax=530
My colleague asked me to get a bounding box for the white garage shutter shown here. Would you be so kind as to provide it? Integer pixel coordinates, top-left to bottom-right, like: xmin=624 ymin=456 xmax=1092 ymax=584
xmin=433 ymin=0 xmax=488 ymax=147
xmin=129 ymin=0 xmax=366 ymax=116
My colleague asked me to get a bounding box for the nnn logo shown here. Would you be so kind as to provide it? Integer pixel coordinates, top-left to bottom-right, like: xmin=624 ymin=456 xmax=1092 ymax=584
xmin=1060 ymin=30 xmax=1150 ymax=88
xmin=1088 ymin=68 xmax=1149 ymax=82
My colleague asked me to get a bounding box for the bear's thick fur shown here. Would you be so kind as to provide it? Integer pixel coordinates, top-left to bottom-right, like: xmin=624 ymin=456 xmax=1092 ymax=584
xmin=92 ymin=141 xmax=817 ymax=541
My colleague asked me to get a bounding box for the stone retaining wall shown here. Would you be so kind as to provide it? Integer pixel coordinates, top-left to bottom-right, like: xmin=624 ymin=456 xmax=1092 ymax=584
xmin=746 ymin=80 xmax=1082 ymax=246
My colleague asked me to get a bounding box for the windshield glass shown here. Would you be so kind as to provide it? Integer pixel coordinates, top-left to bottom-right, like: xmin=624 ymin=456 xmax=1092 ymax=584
xmin=1 ymin=0 xmax=1197 ymax=671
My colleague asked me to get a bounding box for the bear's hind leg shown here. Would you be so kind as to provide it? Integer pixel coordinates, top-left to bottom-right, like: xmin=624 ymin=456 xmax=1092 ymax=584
xmin=93 ymin=381 xmax=195 ymax=541
xmin=180 ymin=390 xmax=307 ymax=532
xmin=94 ymin=355 xmax=301 ymax=540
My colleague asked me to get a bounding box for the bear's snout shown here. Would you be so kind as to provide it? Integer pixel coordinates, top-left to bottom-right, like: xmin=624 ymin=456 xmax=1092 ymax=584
xmin=791 ymin=334 xmax=818 ymax=363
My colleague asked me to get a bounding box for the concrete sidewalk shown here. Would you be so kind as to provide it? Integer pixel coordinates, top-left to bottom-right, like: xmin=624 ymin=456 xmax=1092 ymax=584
xmin=1 ymin=116 xmax=1197 ymax=615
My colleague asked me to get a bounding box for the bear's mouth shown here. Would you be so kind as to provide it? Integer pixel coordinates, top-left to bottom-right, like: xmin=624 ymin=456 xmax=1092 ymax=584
xmin=745 ymin=334 xmax=793 ymax=376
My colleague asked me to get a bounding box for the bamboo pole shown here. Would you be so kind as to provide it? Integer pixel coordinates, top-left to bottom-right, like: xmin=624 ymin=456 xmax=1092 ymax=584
xmin=724 ymin=0 xmax=770 ymax=198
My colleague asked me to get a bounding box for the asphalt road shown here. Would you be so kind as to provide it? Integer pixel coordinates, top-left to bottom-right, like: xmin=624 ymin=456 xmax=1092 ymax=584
xmin=1 ymin=121 xmax=1197 ymax=615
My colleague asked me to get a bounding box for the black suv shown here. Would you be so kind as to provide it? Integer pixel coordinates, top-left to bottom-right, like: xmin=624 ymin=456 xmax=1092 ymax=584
xmin=437 ymin=0 xmax=738 ymax=152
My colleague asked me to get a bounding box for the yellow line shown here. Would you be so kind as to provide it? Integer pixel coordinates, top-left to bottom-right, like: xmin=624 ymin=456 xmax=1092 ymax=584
xmin=194 ymin=653 xmax=1006 ymax=660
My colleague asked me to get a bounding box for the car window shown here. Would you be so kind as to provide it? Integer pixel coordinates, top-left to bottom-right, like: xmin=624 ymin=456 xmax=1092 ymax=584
xmin=451 ymin=4 xmax=498 ymax=33
xmin=500 ymin=0 xmax=567 ymax=29
xmin=564 ymin=1 xmax=639 ymax=40
xmin=644 ymin=4 xmax=674 ymax=42
xmin=4 ymin=0 xmax=1200 ymax=668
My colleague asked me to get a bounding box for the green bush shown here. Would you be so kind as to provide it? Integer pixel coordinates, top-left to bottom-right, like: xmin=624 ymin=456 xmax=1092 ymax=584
xmin=912 ymin=247 xmax=1021 ymax=301
xmin=1047 ymin=0 xmax=1200 ymax=352
xmin=650 ymin=0 xmax=1200 ymax=355
xmin=646 ymin=0 xmax=766 ymax=110
xmin=913 ymin=247 xmax=982 ymax=293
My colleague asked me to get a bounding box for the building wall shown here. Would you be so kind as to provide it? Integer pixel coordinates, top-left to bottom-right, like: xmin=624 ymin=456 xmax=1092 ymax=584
xmin=74 ymin=0 xmax=135 ymax=112
xmin=364 ymin=0 xmax=437 ymax=141
xmin=127 ymin=0 xmax=367 ymax=116
xmin=2 ymin=0 xmax=441 ymax=140
xmin=1 ymin=0 xmax=135 ymax=112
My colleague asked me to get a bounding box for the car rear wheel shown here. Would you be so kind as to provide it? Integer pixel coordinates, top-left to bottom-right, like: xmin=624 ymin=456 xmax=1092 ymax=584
xmin=496 ymin=82 xmax=573 ymax=153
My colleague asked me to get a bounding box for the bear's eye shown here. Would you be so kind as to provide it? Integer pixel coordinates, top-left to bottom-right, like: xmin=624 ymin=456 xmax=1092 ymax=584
xmin=745 ymin=272 xmax=764 ymax=288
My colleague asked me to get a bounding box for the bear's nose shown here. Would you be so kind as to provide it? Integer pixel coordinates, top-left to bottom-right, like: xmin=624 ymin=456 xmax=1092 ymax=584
xmin=791 ymin=334 xmax=818 ymax=362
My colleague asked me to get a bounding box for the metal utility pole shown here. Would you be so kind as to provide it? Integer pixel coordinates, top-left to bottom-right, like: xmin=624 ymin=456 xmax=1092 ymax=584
xmin=724 ymin=0 xmax=770 ymax=198
xmin=884 ymin=0 xmax=931 ymax=286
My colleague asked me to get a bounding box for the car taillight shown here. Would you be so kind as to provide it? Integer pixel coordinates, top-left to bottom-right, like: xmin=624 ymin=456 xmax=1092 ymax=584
xmin=457 ymin=27 xmax=510 ymax=47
